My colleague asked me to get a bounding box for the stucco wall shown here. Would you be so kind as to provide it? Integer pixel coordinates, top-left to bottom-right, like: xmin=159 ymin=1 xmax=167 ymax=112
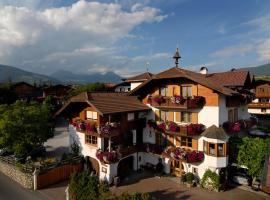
xmin=131 ymin=82 xmax=143 ymax=90
xmin=198 ymin=106 xmax=219 ymax=127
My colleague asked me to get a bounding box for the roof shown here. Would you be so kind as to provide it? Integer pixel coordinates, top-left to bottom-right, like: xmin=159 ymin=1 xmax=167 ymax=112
xmin=124 ymin=72 xmax=153 ymax=83
xmin=201 ymin=125 xmax=228 ymax=140
xmin=55 ymin=92 xmax=150 ymax=116
xmin=206 ymin=70 xmax=250 ymax=87
xmin=129 ymin=67 xmax=238 ymax=96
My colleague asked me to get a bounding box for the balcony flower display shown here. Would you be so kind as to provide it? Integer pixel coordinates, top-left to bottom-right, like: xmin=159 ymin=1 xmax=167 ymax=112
xmin=96 ymin=149 xmax=118 ymax=164
xmin=153 ymin=95 xmax=165 ymax=104
xmin=164 ymin=146 xmax=204 ymax=163
xmin=157 ymin=121 xmax=166 ymax=132
xmin=193 ymin=96 xmax=205 ymax=105
xmin=85 ymin=122 xmax=96 ymax=133
xmin=171 ymin=95 xmax=184 ymax=104
xmin=187 ymin=124 xmax=205 ymax=135
xmin=168 ymin=121 xmax=180 ymax=132
xmin=76 ymin=122 xmax=85 ymax=131
xmin=100 ymin=124 xmax=112 ymax=135
xmin=186 ymin=151 xmax=204 ymax=163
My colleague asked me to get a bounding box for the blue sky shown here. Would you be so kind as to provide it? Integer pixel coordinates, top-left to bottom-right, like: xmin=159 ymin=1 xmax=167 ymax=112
xmin=0 ymin=0 xmax=269 ymax=76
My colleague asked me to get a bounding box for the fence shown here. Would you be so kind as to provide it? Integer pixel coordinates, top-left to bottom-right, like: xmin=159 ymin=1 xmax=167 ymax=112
xmin=36 ymin=163 xmax=83 ymax=189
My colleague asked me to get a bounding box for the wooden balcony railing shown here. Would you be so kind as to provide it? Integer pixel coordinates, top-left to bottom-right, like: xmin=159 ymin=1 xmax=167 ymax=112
xmin=148 ymin=96 xmax=205 ymax=109
xmin=256 ymin=91 xmax=270 ymax=98
xmin=248 ymin=102 xmax=270 ymax=108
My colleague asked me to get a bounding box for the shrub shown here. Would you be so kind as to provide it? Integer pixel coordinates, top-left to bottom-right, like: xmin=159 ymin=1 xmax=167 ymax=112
xmin=186 ymin=172 xmax=194 ymax=183
xmin=201 ymin=169 xmax=220 ymax=191
xmin=71 ymin=142 xmax=80 ymax=156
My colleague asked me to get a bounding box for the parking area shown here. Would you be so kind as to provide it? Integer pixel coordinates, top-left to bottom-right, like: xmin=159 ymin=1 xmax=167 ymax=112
xmin=44 ymin=118 xmax=70 ymax=158
xmin=111 ymin=174 xmax=270 ymax=200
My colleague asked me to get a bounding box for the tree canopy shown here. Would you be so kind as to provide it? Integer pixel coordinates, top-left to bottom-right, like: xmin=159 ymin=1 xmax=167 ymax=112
xmin=237 ymin=137 xmax=270 ymax=179
xmin=0 ymin=100 xmax=53 ymax=156
xmin=66 ymin=83 xmax=110 ymax=99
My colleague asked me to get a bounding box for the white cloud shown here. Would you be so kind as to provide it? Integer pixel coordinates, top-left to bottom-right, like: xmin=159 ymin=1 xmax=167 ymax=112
xmin=257 ymin=38 xmax=270 ymax=62
xmin=243 ymin=15 xmax=270 ymax=32
xmin=0 ymin=0 xmax=167 ymax=75
xmin=210 ymin=44 xmax=254 ymax=58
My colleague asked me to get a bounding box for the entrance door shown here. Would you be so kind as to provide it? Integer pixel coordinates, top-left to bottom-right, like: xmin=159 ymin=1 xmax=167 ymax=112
xmin=117 ymin=156 xmax=134 ymax=179
xmin=170 ymin=160 xmax=183 ymax=177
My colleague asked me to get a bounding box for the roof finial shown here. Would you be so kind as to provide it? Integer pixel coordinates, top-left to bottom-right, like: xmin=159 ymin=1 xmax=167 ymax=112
xmin=173 ymin=48 xmax=181 ymax=68
xmin=146 ymin=62 xmax=150 ymax=72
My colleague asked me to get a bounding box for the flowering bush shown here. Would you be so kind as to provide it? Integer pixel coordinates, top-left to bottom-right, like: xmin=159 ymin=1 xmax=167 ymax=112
xmin=171 ymin=95 xmax=184 ymax=104
xmin=230 ymin=122 xmax=241 ymax=133
xmin=96 ymin=149 xmax=118 ymax=163
xmin=153 ymin=95 xmax=165 ymax=104
xmin=157 ymin=122 xmax=166 ymax=132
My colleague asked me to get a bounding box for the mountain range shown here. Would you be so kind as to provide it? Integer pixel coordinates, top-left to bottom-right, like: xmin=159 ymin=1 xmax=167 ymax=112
xmin=0 ymin=63 xmax=269 ymax=85
xmin=50 ymin=70 xmax=122 ymax=84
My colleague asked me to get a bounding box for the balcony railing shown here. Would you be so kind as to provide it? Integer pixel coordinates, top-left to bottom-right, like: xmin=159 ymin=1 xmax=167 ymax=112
xmin=147 ymin=120 xmax=205 ymax=136
xmin=70 ymin=119 xmax=121 ymax=137
xmin=248 ymin=102 xmax=270 ymax=108
xmin=147 ymin=95 xmax=205 ymax=109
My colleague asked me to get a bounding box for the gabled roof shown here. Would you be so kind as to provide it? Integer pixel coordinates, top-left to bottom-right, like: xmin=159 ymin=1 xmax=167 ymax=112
xmin=201 ymin=125 xmax=228 ymax=140
xmin=124 ymin=72 xmax=153 ymax=83
xmin=206 ymin=70 xmax=251 ymax=87
xmin=55 ymin=92 xmax=150 ymax=116
xmin=129 ymin=67 xmax=238 ymax=96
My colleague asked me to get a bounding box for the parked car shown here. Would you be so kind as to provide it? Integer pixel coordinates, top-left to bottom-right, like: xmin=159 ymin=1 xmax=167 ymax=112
xmin=232 ymin=173 xmax=251 ymax=186
xmin=29 ymin=145 xmax=46 ymax=159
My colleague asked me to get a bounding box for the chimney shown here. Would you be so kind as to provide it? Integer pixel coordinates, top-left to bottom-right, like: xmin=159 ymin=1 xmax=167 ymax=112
xmin=200 ymin=66 xmax=208 ymax=74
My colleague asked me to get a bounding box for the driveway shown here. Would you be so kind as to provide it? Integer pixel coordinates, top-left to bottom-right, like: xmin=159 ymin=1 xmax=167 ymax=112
xmin=111 ymin=174 xmax=270 ymax=200
xmin=44 ymin=118 xmax=70 ymax=158
xmin=0 ymin=172 xmax=50 ymax=200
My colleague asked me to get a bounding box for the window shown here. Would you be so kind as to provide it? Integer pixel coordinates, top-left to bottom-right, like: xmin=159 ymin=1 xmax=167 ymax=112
xmin=181 ymin=112 xmax=192 ymax=123
xmin=85 ymin=135 xmax=97 ymax=145
xmin=160 ymin=110 xmax=169 ymax=122
xmin=204 ymin=141 xmax=226 ymax=157
xmin=127 ymin=113 xmax=135 ymax=121
xmin=181 ymin=86 xmax=192 ymax=97
xmin=180 ymin=136 xmax=192 ymax=147
xmin=86 ymin=111 xmax=98 ymax=120
xmin=218 ymin=143 xmax=225 ymax=157
xmin=159 ymin=87 xmax=168 ymax=96
xmin=192 ymin=167 xmax=198 ymax=175
xmin=228 ymin=108 xmax=238 ymax=123
xmin=209 ymin=143 xmax=215 ymax=156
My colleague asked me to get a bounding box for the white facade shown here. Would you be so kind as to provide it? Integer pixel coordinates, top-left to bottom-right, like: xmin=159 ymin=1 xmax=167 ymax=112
xmin=115 ymin=85 xmax=130 ymax=93
xmin=130 ymin=82 xmax=143 ymax=91
xmin=248 ymin=108 xmax=270 ymax=115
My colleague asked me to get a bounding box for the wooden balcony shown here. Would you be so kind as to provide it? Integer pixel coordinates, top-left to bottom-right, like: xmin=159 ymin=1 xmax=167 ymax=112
xmin=248 ymin=102 xmax=270 ymax=108
xmin=148 ymin=96 xmax=205 ymax=109
xmin=256 ymin=91 xmax=270 ymax=98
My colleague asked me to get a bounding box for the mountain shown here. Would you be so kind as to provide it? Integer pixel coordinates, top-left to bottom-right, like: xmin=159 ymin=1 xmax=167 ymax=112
xmin=0 ymin=64 xmax=60 ymax=85
xmin=241 ymin=63 xmax=270 ymax=76
xmin=50 ymin=70 xmax=122 ymax=84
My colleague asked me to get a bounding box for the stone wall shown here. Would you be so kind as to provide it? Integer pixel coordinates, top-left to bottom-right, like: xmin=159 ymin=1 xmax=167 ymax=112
xmin=0 ymin=160 xmax=33 ymax=189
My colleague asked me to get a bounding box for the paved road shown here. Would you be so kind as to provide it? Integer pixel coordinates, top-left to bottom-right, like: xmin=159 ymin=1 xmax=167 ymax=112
xmin=0 ymin=172 xmax=50 ymax=200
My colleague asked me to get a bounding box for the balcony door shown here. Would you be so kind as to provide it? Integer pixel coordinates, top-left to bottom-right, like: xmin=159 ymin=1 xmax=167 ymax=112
xmin=159 ymin=87 xmax=168 ymax=96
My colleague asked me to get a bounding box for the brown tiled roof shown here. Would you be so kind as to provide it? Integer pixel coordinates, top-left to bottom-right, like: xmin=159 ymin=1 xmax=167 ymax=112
xmin=55 ymin=92 xmax=150 ymax=116
xmin=129 ymin=67 xmax=237 ymax=96
xmin=124 ymin=72 xmax=153 ymax=82
xmin=206 ymin=70 xmax=250 ymax=87
xmin=201 ymin=125 xmax=228 ymax=140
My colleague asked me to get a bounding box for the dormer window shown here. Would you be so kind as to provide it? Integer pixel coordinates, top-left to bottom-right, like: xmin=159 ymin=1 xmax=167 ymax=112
xmin=86 ymin=111 xmax=98 ymax=120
